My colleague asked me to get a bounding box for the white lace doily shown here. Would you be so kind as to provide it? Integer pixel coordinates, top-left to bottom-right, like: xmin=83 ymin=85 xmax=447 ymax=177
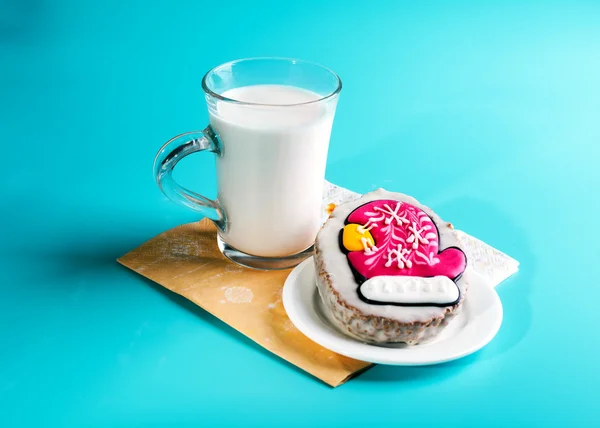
xmin=322 ymin=181 xmax=519 ymax=288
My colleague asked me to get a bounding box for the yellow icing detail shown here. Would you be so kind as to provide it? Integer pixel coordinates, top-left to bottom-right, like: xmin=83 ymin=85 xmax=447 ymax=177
xmin=326 ymin=203 xmax=336 ymax=215
xmin=343 ymin=224 xmax=375 ymax=252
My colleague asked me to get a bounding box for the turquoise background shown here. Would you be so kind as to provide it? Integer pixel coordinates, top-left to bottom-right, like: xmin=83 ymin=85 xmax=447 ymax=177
xmin=1 ymin=0 xmax=599 ymax=426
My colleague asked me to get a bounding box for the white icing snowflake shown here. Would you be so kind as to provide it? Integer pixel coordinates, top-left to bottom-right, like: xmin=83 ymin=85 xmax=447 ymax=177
xmin=373 ymin=202 xmax=409 ymax=226
xmin=384 ymin=244 xmax=412 ymax=269
xmin=406 ymin=221 xmax=432 ymax=249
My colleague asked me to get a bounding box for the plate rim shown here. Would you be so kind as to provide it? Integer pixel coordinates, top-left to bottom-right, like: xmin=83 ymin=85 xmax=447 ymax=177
xmin=282 ymin=257 xmax=503 ymax=365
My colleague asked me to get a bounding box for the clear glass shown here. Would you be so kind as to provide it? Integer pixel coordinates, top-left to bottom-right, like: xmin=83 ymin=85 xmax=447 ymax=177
xmin=154 ymin=58 xmax=342 ymax=270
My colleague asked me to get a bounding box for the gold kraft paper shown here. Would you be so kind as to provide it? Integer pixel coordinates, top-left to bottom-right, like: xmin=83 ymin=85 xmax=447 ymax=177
xmin=117 ymin=218 xmax=372 ymax=387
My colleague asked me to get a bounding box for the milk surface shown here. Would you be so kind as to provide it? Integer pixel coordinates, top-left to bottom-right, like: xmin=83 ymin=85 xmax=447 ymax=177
xmin=209 ymin=85 xmax=336 ymax=257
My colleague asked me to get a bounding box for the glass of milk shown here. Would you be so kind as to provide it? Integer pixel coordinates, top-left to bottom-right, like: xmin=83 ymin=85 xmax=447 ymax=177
xmin=154 ymin=58 xmax=342 ymax=269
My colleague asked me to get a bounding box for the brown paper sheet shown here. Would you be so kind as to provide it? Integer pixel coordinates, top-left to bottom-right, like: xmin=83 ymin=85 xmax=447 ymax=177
xmin=117 ymin=218 xmax=372 ymax=387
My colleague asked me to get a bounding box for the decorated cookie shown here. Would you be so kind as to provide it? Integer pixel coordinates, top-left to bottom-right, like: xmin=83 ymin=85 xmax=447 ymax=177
xmin=315 ymin=189 xmax=469 ymax=345
xmin=341 ymin=199 xmax=466 ymax=307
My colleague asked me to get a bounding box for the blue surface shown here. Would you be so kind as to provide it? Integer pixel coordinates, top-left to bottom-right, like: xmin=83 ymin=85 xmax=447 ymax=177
xmin=1 ymin=0 xmax=599 ymax=426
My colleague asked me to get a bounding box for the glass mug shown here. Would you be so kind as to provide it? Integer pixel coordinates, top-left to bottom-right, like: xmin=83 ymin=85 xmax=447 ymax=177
xmin=153 ymin=58 xmax=342 ymax=270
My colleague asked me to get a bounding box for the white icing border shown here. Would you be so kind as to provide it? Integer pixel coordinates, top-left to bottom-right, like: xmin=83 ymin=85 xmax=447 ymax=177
xmin=359 ymin=276 xmax=459 ymax=305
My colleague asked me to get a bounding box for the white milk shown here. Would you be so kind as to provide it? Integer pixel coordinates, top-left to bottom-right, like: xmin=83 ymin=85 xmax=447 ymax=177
xmin=208 ymin=84 xmax=337 ymax=257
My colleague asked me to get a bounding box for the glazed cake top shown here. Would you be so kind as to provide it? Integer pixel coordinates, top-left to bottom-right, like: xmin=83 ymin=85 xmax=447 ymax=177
xmin=315 ymin=189 xmax=469 ymax=323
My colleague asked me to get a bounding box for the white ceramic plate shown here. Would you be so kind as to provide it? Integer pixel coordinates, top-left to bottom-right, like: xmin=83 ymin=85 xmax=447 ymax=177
xmin=283 ymin=258 xmax=503 ymax=365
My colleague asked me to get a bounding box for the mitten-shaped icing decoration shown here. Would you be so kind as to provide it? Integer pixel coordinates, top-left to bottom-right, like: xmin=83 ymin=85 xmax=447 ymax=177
xmin=340 ymin=200 xmax=467 ymax=306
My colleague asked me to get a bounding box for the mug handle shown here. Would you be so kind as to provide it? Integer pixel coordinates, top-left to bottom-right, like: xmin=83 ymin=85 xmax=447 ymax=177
xmin=153 ymin=126 xmax=226 ymax=231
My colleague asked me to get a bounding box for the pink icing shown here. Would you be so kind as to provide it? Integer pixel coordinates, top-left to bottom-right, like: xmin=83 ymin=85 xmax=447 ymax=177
xmin=346 ymin=200 xmax=466 ymax=281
